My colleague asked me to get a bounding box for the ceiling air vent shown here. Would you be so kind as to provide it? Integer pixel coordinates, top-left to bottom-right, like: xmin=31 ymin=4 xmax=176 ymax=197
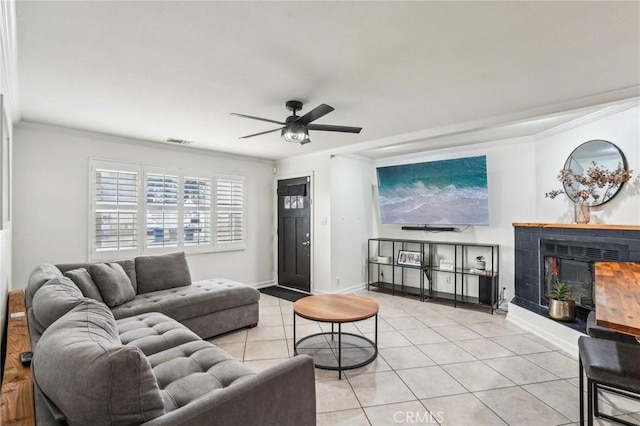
xmin=166 ymin=138 xmax=194 ymax=146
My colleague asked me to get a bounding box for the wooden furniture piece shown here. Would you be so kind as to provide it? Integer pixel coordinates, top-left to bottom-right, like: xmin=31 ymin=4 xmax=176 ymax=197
xmin=293 ymin=295 xmax=378 ymax=379
xmin=1 ymin=290 xmax=35 ymax=426
xmin=594 ymin=262 xmax=640 ymax=338
xmin=367 ymin=238 xmax=500 ymax=313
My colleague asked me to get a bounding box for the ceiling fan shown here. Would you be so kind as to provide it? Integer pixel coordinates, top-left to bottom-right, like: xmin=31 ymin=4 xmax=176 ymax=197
xmin=231 ymin=100 xmax=362 ymax=145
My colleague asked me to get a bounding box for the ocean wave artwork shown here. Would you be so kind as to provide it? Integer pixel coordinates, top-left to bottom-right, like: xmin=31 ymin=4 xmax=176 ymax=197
xmin=376 ymin=156 xmax=489 ymax=225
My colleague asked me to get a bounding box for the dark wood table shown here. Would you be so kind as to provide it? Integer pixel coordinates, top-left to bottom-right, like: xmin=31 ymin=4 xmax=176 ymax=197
xmin=594 ymin=262 xmax=640 ymax=338
xmin=293 ymin=295 xmax=379 ymax=379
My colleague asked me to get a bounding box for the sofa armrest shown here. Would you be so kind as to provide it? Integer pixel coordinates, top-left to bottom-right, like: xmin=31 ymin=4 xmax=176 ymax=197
xmin=142 ymin=355 xmax=316 ymax=426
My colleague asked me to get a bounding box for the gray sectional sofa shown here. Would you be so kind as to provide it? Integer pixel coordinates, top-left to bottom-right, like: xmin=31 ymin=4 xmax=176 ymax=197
xmin=26 ymin=252 xmax=316 ymax=426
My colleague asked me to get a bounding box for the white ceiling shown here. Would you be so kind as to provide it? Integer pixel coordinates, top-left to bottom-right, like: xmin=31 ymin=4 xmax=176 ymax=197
xmin=15 ymin=1 xmax=640 ymax=160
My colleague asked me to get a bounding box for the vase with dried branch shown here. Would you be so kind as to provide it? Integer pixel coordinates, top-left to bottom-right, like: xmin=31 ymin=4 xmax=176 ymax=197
xmin=545 ymin=161 xmax=633 ymax=223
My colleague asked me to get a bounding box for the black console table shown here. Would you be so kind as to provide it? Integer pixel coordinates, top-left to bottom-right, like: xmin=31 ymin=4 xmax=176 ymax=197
xmin=367 ymin=238 xmax=500 ymax=313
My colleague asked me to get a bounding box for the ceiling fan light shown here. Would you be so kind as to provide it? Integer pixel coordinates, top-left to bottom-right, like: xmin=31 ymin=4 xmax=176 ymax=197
xmin=281 ymin=123 xmax=309 ymax=143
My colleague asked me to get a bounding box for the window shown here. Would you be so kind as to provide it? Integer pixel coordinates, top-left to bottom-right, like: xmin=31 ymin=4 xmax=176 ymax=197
xmin=146 ymin=173 xmax=179 ymax=248
xmin=184 ymin=177 xmax=211 ymax=246
xmin=92 ymin=163 xmax=139 ymax=253
xmin=215 ymin=176 xmax=244 ymax=246
xmin=90 ymin=160 xmax=244 ymax=258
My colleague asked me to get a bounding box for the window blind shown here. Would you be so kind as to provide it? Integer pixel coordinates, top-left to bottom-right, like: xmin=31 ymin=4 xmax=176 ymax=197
xmin=94 ymin=169 xmax=138 ymax=251
xmin=184 ymin=177 xmax=212 ymax=245
xmin=146 ymin=173 xmax=178 ymax=248
xmin=90 ymin=160 xmax=246 ymax=257
xmin=216 ymin=178 xmax=244 ymax=245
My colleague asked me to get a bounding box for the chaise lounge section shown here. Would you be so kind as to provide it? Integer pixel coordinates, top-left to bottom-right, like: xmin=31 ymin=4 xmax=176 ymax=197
xmin=28 ymin=252 xmax=260 ymax=342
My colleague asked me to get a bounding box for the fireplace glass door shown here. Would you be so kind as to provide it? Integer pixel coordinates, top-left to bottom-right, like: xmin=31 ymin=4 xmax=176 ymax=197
xmin=542 ymin=256 xmax=594 ymax=309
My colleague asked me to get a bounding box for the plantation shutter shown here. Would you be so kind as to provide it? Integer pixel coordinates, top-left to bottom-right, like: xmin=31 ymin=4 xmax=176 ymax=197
xmin=184 ymin=177 xmax=212 ymax=245
xmin=146 ymin=173 xmax=179 ymax=248
xmin=91 ymin=161 xmax=245 ymax=257
xmin=216 ymin=177 xmax=244 ymax=245
xmin=94 ymin=168 xmax=138 ymax=252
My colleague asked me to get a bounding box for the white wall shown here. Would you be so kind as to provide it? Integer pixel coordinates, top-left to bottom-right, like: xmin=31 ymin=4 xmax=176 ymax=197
xmin=536 ymin=105 xmax=640 ymax=224
xmin=13 ymin=122 xmax=275 ymax=288
xmin=330 ymin=155 xmax=375 ymax=293
xmin=1 ymin=0 xmax=17 ymax=352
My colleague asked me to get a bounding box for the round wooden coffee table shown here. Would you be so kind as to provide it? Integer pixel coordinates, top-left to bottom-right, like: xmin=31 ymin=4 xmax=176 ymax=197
xmin=293 ymin=294 xmax=379 ymax=379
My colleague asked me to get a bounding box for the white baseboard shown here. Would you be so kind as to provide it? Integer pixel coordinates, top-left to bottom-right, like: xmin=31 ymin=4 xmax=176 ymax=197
xmin=250 ymin=280 xmax=276 ymax=289
xmin=506 ymin=301 xmax=584 ymax=358
xmin=249 ymin=280 xmax=368 ymax=295
xmin=312 ymin=282 xmax=366 ymax=295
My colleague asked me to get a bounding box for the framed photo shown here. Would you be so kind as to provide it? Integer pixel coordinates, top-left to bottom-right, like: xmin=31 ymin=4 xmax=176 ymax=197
xmin=439 ymin=259 xmax=455 ymax=271
xmin=397 ymin=250 xmax=422 ymax=266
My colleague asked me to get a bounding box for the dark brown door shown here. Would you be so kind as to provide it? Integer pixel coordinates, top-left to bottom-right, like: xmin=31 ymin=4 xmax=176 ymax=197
xmin=277 ymin=177 xmax=311 ymax=292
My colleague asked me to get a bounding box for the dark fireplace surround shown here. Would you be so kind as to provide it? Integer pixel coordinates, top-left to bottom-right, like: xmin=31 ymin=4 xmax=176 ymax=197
xmin=513 ymin=224 xmax=640 ymax=332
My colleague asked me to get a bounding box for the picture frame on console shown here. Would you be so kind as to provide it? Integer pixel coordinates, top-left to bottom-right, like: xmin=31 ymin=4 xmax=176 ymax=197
xmin=397 ymin=250 xmax=422 ymax=267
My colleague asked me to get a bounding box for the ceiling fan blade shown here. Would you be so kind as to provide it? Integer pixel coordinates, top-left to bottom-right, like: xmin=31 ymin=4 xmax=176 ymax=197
xmin=307 ymin=124 xmax=362 ymax=133
xmin=239 ymin=127 xmax=283 ymax=139
xmin=230 ymin=113 xmax=285 ymax=126
xmin=295 ymin=104 xmax=335 ymax=126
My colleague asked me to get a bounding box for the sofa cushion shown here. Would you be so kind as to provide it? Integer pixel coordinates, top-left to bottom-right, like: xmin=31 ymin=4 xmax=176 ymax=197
xmin=135 ymin=252 xmax=191 ymax=294
xmin=146 ymin=340 xmax=255 ymax=412
xmin=57 ymin=259 xmax=138 ymax=293
xmin=117 ymin=312 xmax=202 ymax=356
xmin=111 ymin=278 xmax=260 ymax=322
xmin=90 ymin=262 xmax=136 ymax=308
xmin=26 ymin=264 xmax=64 ymax=309
xmin=63 ymin=268 xmax=104 ymax=302
xmin=33 ymin=300 xmax=165 ymax=425
xmin=32 ymin=277 xmax=86 ymax=334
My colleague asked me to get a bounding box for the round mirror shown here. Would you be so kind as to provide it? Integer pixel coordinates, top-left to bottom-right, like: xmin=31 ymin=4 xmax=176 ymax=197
xmin=562 ymin=140 xmax=628 ymax=206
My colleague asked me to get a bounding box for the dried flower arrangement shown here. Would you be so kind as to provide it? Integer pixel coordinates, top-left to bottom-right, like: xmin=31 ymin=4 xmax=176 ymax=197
xmin=545 ymin=161 xmax=633 ymax=206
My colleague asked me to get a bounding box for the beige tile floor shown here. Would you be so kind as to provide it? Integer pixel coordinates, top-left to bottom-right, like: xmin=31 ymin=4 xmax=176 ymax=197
xmin=208 ymin=290 xmax=640 ymax=425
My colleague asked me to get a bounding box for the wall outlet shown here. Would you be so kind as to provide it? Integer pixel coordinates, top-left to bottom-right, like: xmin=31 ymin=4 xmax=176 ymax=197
xmin=446 ymin=276 xmax=451 ymax=284
xmin=337 ymin=278 xmax=340 ymax=286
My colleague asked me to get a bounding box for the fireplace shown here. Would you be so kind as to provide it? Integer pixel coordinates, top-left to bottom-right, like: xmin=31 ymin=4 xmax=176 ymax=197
xmin=539 ymin=239 xmax=629 ymax=320
xmin=513 ymin=223 xmax=640 ymax=332
xmin=542 ymin=256 xmax=594 ymax=309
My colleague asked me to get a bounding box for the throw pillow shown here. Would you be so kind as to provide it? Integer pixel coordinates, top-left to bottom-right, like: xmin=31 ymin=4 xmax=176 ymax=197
xmin=115 ymin=259 xmax=138 ymax=293
xmin=63 ymin=268 xmax=104 ymax=302
xmin=89 ymin=262 xmax=136 ymax=308
xmin=26 ymin=264 xmax=64 ymax=309
xmin=32 ymin=276 xmax=86 ymax=332
xmin=33 ymin=300 xmax=165 ymax=425
xmin=135 ymin=252 xmax=192 ymax=294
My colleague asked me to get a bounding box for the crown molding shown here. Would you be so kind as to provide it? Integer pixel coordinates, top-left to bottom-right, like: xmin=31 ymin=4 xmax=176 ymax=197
xmin=534 ymin=98 xmax=639 ymax=140
xmin=17 ymin=120 xmax=275 ymax=164
xmin=300 ymin=87 xmax=640 ymax=161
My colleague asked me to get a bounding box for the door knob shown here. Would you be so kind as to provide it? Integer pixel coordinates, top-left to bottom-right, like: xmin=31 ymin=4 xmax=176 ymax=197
xmin=302 ymin=241 xmax=310 ymax=246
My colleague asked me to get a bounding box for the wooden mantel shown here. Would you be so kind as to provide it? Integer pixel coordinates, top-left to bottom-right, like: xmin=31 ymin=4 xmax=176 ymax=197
xmin=513 ymin=223 xmax=640 ymax=231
